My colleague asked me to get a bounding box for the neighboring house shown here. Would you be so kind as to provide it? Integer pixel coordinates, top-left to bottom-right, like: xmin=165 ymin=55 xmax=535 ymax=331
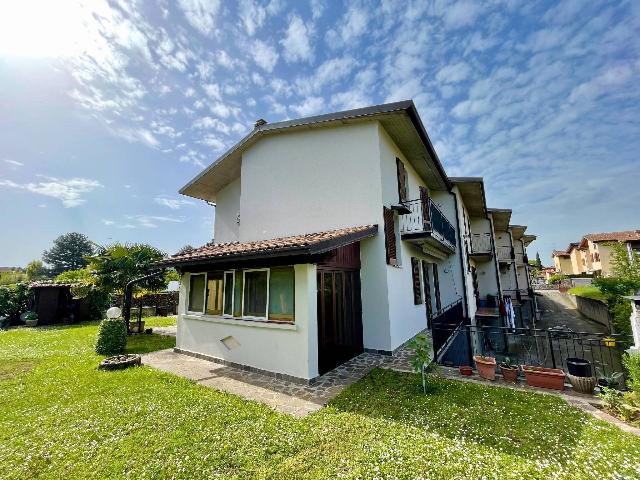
xmin=161 ymin=101 xmax=536 ymax=383
xmin=552 ymin=230 xmax=640 ymax=277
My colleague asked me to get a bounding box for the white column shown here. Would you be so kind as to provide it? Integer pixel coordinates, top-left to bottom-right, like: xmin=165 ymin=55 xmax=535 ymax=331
xmin=629 ymin=298 xmax=640 ymax=351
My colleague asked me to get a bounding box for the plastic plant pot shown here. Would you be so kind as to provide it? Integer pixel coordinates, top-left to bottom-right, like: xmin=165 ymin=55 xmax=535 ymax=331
xmin=566 ymin=357 xmax=592 ymax=377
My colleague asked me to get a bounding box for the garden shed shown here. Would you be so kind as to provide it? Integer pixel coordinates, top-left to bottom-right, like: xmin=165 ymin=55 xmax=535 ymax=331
xmin=29 ymin=282 xmax=91 ymax=325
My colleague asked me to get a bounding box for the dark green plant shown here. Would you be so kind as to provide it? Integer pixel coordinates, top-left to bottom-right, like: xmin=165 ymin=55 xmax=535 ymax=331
xmin=25 ymin=260 xmax=48 ymax=280
xmin=88 ymin=243 xmax=166 ymax=295
xmin=408 ymin=334 xmax=435 ymax=394
xmin=95 ymin=318 xmax=127 ymax=355
xmin=0 ymin=283 xmax=31 ymax=323
xmin=501 ymin=357 xmax=518 ymax=369
xmin=43 ymin=232 xmax=94 ymax=276
xmin=597 ymin=369 xmax=624 ymax=389
xmin=624 ymin=351 xmax=640 ymax=392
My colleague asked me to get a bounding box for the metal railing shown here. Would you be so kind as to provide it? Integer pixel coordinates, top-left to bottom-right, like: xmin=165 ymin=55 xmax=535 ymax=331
xmin=502 ymin=289 xmax=532 ymax=301
xmin=433 ymin=323 xmax=634 ymax=380
xmin=431 ymin=299 xmax=466 ymax=360
xmin=399 ymin=198 xmax=456 ymax=247
xmin=496 ymin=245 xmax=514 ymax=261
xmin=470 ymin=233 xmax=492 ymax=254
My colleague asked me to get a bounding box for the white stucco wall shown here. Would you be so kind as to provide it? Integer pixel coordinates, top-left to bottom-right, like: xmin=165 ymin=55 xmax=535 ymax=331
xmin=213 ymin=177 xmax=241 ymax=243
xmin=176 ymin=264 xmax=319 ymax=380
xmin=452 ymin=186 xmax=476 ymax=321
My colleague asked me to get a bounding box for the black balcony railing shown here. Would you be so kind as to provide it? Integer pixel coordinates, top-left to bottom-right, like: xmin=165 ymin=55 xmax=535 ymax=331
xmin=399 ymin=198 xmax=456 ymax=247
xmin=470 ymin=233 xmax=492 ymax=254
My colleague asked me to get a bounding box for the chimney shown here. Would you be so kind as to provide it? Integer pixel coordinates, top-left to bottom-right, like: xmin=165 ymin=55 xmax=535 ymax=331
xmin=254 ymin=118 xmax=267 ymax=128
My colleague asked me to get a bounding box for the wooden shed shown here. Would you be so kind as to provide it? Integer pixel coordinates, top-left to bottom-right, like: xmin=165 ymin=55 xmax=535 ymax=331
xmin=30 ymin=282 xmax=91 ymax=325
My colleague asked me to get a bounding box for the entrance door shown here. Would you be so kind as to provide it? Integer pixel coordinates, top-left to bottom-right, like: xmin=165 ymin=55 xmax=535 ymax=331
xmin=317 ymin=269 xmax=363 ymax=375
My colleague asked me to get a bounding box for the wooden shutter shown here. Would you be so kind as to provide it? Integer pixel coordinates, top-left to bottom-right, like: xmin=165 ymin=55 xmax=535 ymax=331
xmin=383 ymin=207 xmax=397 ymax=266
xmin=411 ymin=257 xmax=422 ymax=305
xmin=396 ymin=158 xmax=408 ymax=203
xmin=419 ymin=185 xmax=430 ymax=229
xmin=422 ymin=260 xmax=433 ymax=324
xmin=433 ymin=263 xmax=441 ymax=312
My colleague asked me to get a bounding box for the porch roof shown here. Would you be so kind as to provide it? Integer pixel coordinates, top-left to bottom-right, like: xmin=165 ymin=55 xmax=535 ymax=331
xmin=159 ymin=225 xmax=378 ymax=267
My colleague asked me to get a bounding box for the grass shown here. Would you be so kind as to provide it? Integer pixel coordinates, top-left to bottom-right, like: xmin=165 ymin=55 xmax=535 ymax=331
xmin=1 ymin=324 xmax=639 ymax=479
xmin=142 ymin=315 xmax=177 ymax=328
xmin=568 ymin=286 xmax=607 ymax=302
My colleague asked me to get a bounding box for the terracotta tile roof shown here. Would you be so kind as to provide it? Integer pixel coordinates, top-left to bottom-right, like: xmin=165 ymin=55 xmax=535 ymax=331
xmin=160 ymin=225 xmax=378 ymax=266
xmin=552 ymin=250 xmax=570 ymax=257
xmin=583 ymin=230 xmax=640 ymax=243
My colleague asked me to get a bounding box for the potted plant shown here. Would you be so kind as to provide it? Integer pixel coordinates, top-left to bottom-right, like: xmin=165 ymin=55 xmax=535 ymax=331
xmin=500 ymin=357 xmax=519 ymax=383
xmin=473 ymin=355 xmax=496 ymax=381
xmin=597 ymin=370 xmax=624 ymax=391
xmin=22 ymin=311 xmax=38 ymax=328
xmin=522 ymin=365 xmax=565 ymax=390
xmin=459 ymin=365 xmax=473 ymax=376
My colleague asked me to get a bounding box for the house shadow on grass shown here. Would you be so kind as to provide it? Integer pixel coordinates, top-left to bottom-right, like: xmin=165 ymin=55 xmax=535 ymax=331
xmin=328 ymin=368 xmax=587 ymax=463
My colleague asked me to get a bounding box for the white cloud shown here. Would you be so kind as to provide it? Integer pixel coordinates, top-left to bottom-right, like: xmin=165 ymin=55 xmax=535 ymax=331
xmin=4 ymin=159 xmax=23 ymax=167
xmin=192 ymin=116 xmax=230 ymax=134
xmin=0 ymin=176 xmax=102 ymax=207
xmin=120 ymin=214 xmax=185 ymax=229
xmin=326 ymin=6 xmax=368 ymax=47
xmin=436 ymin=62 xmax=471 ymax=84
xmin=295 ymin=56 xmax=357 ymax=95
xmin=239 ymin=0 xmax=267 ymax=36
xmin=281 ymin=15 xmax=313 ymax=63
xmin=291 ymin=96 xmax=325 ymax=117
xmin=154 ymin=196 xmax=194 ymax=210
xmin=178 ymin=0 xmax=220 ymax=36
xmin=441 ymin=0 xmax=482 ymax=29
xmin=203 ymin=83 xmax=221 ymax=100
xmin=251 ymin=40 xmax=279 ymax=72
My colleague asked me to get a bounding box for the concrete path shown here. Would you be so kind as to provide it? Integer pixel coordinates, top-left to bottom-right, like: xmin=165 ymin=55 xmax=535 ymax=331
xmin=535 ymin=290 xmax=608 ymax=333
xmin=151 ymin=326 xmax=177 ymax=337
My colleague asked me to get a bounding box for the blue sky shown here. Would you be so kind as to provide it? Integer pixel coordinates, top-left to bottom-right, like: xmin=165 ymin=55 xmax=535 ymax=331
xmin=1 ymin=0 xmax=639 ymax=267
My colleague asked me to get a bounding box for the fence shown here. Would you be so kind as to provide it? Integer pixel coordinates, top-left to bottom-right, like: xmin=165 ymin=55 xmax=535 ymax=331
xmin=434 ymin=323 xmax=633 ymax=380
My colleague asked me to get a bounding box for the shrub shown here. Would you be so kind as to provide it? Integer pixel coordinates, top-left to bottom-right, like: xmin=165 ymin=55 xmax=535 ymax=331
xmin=0 ymin=283 xmax=31 ymax=323
xmin=95 ymin=318 xmax=127 ymax=355
xmin=547 ymin=273 xmax=567 ymax=285
xmin=624 ymin=351 xmax=640 ymax=392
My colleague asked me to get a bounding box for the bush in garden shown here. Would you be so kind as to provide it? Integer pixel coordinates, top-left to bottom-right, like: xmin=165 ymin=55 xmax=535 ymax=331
xmin=624 ymin=351 xmax=640 ymax=393
xmin=0 ymin=283 xmax=31 ymax=323
xmin=95 ymin=318 xmax=127 ymax=355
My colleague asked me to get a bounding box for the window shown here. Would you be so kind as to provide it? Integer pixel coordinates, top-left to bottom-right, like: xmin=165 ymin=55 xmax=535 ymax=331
xmin=268 ymin=267 xmax=295 ymax=322
xmin=205 ymin=272 xmax=224 ymax=315
xmin=223 ymin=271 xmax=234 ymax=316
xmin=242 ymin=269 xmax=269 ymax=319
xmin=233 ymin=270 xmax=243 ymax=317
xmin=411 ymin=257 xmax=422 ymax=305
xmin=188 ymin=274 xmax=206 ymax=313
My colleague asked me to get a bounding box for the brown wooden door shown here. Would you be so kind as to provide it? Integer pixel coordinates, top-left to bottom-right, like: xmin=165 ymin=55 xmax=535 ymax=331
xmin=419 ymin=186 xmax=431 ymax=230
xmin=317 ymin=269 xmax=363 ymax=375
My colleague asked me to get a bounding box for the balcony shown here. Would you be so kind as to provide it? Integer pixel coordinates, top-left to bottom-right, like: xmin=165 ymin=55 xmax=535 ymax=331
xmin=469 ymin=233 xmax=493 ymax=261
xmin=399 ymin=198 xmax=456 ymax=254
xmin=496 ymin=246 xmax=515 ymax=263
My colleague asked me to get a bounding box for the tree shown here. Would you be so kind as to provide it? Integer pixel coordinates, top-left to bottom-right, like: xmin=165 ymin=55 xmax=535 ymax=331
xmin=25 ymin=260 xmax=47 ymax=280
xmin=593 ymin=242 xmax=640 ymax=335
xmin=175 ymin=244 xmax=195 ymax=256
xmin=43 ymin=232 xmax=94 ymax=276
xmin=535 ymin=252 xmax=543 ymax=269
xmin=88 ymin=243 xmax=167 ymax=295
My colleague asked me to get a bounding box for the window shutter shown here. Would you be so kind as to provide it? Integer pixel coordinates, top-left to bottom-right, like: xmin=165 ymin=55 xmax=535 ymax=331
xmin=433 ymin=263 xmax=442 ymax=312
xmin=422 ymin=260 xmax=433 ymax=324
xmin=383 ymin=207 xmax=397 ymax=266
xmin=419 ymin=185 xmax=430 ymax=229
xmin=396 ymin=158 xmax=408 ymax=203
xmin=411 ymin=257 xmax=422 ymax=305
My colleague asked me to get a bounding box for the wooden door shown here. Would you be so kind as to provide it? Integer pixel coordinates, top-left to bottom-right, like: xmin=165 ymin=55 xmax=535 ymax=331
xmin=317 ymin=269 xmax=363 ymax=375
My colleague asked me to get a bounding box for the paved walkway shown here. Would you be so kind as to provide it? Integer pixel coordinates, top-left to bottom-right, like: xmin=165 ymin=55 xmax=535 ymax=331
xmin=536 ymin=290 xmax=608 ymax=333
xmin=142 ymin=346 xmax=414 ymax=417
xmin=151 ymin=325 xmax=177 ymax=337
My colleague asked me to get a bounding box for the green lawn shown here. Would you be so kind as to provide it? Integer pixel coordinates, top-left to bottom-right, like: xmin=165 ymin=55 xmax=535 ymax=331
xmin=569 ymin=285 xmax=607 ymax=302
xmin=1 ymin=324 xmax=639 ymax=479
xmin=142 ymin=315 xmax=177 ymax=328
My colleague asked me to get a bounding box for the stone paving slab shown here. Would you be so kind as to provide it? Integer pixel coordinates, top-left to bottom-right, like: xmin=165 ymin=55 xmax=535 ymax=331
xmin=151 ymin=326 xmax=177 ymax=337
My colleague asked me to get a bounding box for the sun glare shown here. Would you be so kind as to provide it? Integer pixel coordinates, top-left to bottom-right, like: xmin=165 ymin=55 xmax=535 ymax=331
xmin=0 ymin=1 xmax=91 ymax=58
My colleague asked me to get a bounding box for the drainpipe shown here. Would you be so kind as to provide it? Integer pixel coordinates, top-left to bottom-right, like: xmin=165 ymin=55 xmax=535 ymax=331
xmin=488 ymin=215 xmax=503 ymax=300
xmin=450 ymin=191 xmax=469 ymax=320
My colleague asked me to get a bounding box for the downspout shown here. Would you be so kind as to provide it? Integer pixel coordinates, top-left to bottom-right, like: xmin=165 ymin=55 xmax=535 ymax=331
xmin=488 ymin=215 xmax=503 ymax=299
xmin=450 ymin=190 xmax=469 ymax=320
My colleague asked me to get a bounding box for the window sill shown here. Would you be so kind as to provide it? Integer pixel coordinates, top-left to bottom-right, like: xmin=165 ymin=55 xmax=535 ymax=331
xmin=182 ymin=314 xmax=297 ymax=330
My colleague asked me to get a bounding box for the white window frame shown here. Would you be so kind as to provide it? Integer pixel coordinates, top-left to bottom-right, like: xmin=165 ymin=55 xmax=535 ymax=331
xmin=222 ymin=270 xmax=235 ymax=318
xmin=241 ymin=268 xmax=270 ymax=321
xmin=186 ymin=273 xmax=207 ymax=315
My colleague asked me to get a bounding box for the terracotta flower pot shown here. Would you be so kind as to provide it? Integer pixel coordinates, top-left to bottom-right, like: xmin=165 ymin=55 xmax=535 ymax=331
xmin=473 ymin=355 xmax=496 ymax=381
xmin=522 ymin=365 xmax=565 ymax=390
xmin=459 ymin=365 xmax=473 ymax=376
xmin=500 ymin=364 xmax=519 ymax=383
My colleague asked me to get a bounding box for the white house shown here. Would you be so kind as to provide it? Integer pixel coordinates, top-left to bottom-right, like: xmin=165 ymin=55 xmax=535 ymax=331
xmin=161 ymin=100 xmax=536 ymax=383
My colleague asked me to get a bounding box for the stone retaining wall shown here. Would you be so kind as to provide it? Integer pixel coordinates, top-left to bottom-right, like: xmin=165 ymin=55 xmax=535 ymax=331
xmin=567 ymin=294 xmax=612 ymax=330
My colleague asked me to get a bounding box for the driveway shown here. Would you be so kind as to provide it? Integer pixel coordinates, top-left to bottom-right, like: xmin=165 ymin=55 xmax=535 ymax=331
xmin=535 ymin=290 xmax=608 ymax=334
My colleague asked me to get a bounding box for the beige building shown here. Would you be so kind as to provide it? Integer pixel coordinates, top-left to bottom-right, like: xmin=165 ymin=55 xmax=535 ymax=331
xmin=552 ymin=230 xmax=640 ymax=277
